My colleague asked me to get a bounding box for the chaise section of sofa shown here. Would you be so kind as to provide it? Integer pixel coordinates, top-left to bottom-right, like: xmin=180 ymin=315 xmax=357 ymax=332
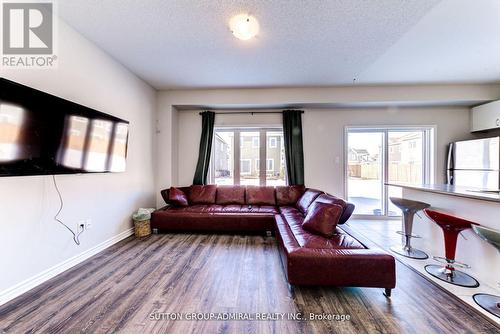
xmin=274 ymin=212 xmax=396 ymax=290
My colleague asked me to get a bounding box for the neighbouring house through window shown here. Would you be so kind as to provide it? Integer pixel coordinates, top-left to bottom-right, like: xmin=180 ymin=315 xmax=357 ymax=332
xmin=209 ymin=128 xmax=286 ymax=186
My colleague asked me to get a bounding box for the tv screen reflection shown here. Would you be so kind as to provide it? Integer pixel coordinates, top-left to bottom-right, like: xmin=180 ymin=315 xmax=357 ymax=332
xmin=0 ymin=78 xmax=130 ymax=177
xmin=0 ymin=103 xmax=26 ymax=162
xmin=58 ymin=116 xmax=129 ymax=173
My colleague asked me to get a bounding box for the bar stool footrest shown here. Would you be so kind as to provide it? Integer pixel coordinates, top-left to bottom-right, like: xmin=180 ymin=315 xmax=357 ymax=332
xmin=432 ymin=256 xmax=470 ymax=269
xmin=395 ymin=231 xmax=422 ymax=238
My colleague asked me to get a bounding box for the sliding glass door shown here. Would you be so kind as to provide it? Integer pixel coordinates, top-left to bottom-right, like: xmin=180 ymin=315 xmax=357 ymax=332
xmin=346 ymin=132 xmax=384 ymax=215
xmin=346 ymin=127 xmax=433 ymax=217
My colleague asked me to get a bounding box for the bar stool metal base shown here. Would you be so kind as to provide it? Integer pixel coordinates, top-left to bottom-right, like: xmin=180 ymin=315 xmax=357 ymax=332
xmin=425 ymin=264 xmax=479 ymax=288
xmin=390 ymin=245 xmax=428 ymax=259
xmin=473 ymin=293 xmax=500 ymax=318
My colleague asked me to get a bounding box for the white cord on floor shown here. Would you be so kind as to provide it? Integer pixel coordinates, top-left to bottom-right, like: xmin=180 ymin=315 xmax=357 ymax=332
xmin=52 ymin=175 xmax=83 ymax=246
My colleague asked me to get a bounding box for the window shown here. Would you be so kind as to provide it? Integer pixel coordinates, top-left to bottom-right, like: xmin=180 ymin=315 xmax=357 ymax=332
xmin=267 ymin=159 xmax=274 ymax=171
xmin=240 ymin=159 xmax=251 ymax=174
xmin=209 ymin=128 xmax=286 ymax=186
xmin=346 ymin=127 xmax=434 ymax=217
xmin=269 ymin=137 xmax=277 ymax=148
xmin=252 ymin=137 xmax=259 ymax=148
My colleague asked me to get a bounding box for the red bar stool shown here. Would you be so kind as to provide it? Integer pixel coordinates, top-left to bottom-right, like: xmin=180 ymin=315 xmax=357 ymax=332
xmin=423 ymin=209 xmax=479 ymax=288
xmin=472 ymin=225 xmax=500 ymax=318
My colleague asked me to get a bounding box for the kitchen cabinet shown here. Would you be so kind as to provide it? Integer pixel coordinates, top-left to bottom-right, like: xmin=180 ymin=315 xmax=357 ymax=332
xmin=471 ymin=100 xmax=500 ymax=132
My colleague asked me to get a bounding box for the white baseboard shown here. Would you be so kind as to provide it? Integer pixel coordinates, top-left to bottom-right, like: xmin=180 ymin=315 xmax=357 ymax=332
xmin=0 ymin=228 xmax=134 ymax=306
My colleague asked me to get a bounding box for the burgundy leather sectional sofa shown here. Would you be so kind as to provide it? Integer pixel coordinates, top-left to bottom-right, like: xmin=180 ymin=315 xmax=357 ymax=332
xmin=152 ymin=185 xmax=396 ymax=295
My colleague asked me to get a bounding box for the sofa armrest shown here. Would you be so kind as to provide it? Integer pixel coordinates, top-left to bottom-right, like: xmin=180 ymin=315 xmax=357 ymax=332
xmin=155 ymin=205 xmax=171 ymax=211
xmin=339 ymin=202 xmax=355 ymax=224
xmin=160 ymin=186 xmax=191 ymax=206
xmin=160 ymin=189 xmax=170 ymax=205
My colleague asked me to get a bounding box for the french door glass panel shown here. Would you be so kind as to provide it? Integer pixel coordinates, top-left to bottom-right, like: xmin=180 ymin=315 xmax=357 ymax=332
xmin=266 ymin=131 xmax=286 ymax=186
xmin=210 ymin=128 xmax=285 ymax=186
xmin=347 ymin=132 xmax=384 ymax=215
xmin=213 ymin=131 xmax=234 ymax=185
xmin=240 ymin=131 xmax=260 ymax=185
xmin=347 ymin=128 xmax=430 ymax=217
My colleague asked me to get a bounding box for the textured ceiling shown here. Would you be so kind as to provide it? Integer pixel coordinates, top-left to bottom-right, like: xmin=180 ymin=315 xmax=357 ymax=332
xmin=58 ymin=0 xmax=500 ymax=89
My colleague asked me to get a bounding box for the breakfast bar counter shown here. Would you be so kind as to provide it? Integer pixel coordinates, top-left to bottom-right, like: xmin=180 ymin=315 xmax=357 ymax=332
xmin=386 ymin=183 xmax=500 ymax=203
xmin=385 ymin=182 xmax=500 ymax=322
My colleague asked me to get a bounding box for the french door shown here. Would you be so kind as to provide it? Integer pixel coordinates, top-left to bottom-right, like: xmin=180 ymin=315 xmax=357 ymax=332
xmin=208 ymin=128 xmax=286 ymax=186
xmin=345 ymin=127 xmax=434 ymax=217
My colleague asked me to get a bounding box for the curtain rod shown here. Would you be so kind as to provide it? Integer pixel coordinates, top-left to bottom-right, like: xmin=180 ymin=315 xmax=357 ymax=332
xmin=198 ymin=110 xmax=304 ymax=115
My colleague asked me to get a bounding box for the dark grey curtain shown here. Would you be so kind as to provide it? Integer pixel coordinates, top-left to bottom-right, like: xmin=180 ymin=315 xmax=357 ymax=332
xmin=283 ymin=110 xmax=305 ymax=185
xmin=193 ymin=111 xmax=215 ymax=185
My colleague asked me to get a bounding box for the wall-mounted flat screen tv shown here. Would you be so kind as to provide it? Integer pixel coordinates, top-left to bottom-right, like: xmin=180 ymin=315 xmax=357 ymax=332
xmin=0 ymin=78 xmax=129 ymax=177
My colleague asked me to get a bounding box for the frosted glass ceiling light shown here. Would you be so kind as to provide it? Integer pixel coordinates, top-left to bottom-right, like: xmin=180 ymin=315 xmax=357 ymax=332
xmin=229 ymin=14 xmax=259 ymax=40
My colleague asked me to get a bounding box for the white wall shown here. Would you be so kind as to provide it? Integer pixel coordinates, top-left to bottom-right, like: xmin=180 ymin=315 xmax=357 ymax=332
xmin=174 ymin=107 xmax=471 ymax=197
xmin=0 ymin=19 xmax=156 ymax=299
xmin=157 ymin=84 xmax=500 ymax=206
xmin=302 ymin=107 xmax=472 ymax=197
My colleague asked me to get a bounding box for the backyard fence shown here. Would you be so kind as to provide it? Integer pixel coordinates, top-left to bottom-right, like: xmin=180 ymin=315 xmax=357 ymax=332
xmin=348 ymin=163 xmax=422 ymax=184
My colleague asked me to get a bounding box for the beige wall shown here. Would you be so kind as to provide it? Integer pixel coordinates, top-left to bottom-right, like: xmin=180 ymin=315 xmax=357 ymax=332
xmin=174 ymin=107 xmax=471 ymax=198
xmin=0 ymin=19 xmax=156 ymax=301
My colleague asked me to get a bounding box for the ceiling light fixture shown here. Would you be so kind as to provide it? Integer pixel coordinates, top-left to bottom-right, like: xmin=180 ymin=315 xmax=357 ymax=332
xmin=229 ymin=14 xmax=259 ymax=40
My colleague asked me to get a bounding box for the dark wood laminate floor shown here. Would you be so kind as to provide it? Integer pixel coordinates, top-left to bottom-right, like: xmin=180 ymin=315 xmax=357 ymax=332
xmin=0 ymin=226 xmax=498 ymax=334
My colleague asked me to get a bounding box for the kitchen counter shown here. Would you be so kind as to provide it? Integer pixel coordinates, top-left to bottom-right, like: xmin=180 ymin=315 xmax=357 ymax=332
xmin=385 ymin=182 xmax=500 ymax=323
xmin=386 ymin=182 xmax=500 ymax=203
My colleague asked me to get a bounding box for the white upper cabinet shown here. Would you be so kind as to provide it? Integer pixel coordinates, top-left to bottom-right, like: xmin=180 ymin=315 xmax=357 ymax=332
xmin=471 ymin=101 xmax=500 ymax=132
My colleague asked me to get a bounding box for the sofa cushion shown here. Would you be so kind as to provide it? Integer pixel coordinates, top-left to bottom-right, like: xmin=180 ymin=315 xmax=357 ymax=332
xmin=164 ymin=204 xmax=278 ymax=215
xmin=168 ymin=187 xmax=189 ymax=207
xmin=279 ymin=212 xmax=365 ymax=249
xmin=296 ymin=189 xmax=323 ymax=214
xmin=218 ymin=205 xmax=279 ymax=214
xmin=189 ymin=185 xmax=217 ymax=204
xmin=314 ymin=194 xmax=354 ymax=224
xmin=240 ymin=205 xmax=279 ymax=214
xmin=276 ymin=185 xmax=306 ymax=206
xmin=246 ymin=186 xmax=276 ymax=205
xmin=314 ymin=193 xmax=347 ymax=209
xmin=302 ymin=202 xmax=343 ymax=238
xmin=167 ymin=204 xmax=224 ymax=213
xmin=280 ymin=206 xmax=304 ymax=222
xmin=216 ymin=186 xmax=246 ymax=205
